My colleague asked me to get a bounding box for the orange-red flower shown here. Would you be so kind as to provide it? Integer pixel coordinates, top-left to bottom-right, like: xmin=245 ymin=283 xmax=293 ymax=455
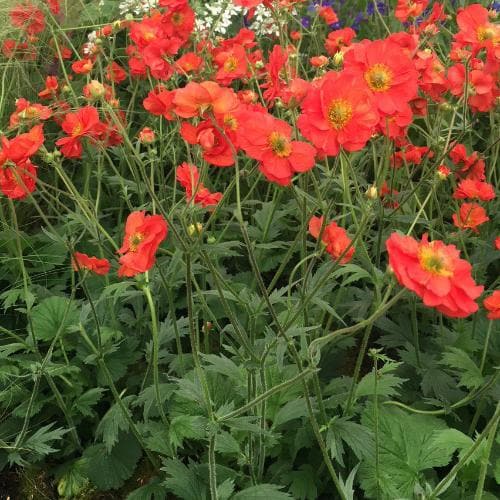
xmin=449 ymin=143 xmax=485 ymax=181
xmin=72 ymin=252 xmax=111 ymax=275
xmin=173 ymin=81 xmax=239 ymax=119
xmin=176 ymin=163 xmax=222 ymax=208
xmin=395 ymin=0 xmax=428 ymax=22
xmin=237 ymin=111 xmax=316 ymax=185
xmin=452 ymin=202 xmax=489 ymax=233
xmin=143 ymin=87 xmax=176 ymax=120
xmin=105 ymin=62 xmax=127 ymax=83
xmin=10 ymin=2 xmax=45 ymax=35
xmin=38 ymin=76 xmax=58 ymax=100
xmin=483 ymin=291 xmax=500 ymax=320
xmin=0 ymin=124 xmax=43 ymax=199
xmin=309 ymin=215 xmax=355 ymax=264
xmin=298 ymin=71 xmax=378 ymax=156
xmin=56 ymin=106 xmax=101 ymax=158
xmin=454 ymin=4 xmax=500 ymax=55
xmin=344 ymin=39 xmax=418 ymax=117
xmin=453 ymin=179 xmax=495 ymax=201
xmin=448 ymin=63 xmax=496 ymax=113
xmin=214 ymin=44 xmax=248 ymax=85
xmin=9 ymin=98 xmax=51 ymax=128
xmin=117 ymin=211 xmax=168 ymax=277
xmin=386 ymin=232 xmax=483 ymax=318
xmin=72 ymin=58 xmax=94 ymax=74
xmin=324 ymin=28 xmax=356 ymax=56
xmin=138 ymin=127 xmax=156 ymax=144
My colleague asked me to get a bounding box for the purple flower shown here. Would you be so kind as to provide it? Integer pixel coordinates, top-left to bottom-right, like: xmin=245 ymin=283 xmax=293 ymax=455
xmin=301 ymin=16 xmax=311 ymax=28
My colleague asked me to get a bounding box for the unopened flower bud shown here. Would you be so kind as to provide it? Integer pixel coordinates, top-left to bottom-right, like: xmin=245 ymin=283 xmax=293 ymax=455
xmin=366 ymin=185 xmax=378 ymax=199
xmin=255 ymin=60 xmax=264 ymax=69
xmin=207 ymin=235 xmax=216 ymax=244
xmin=438 ymin=102 xmax=453 ymax=112
xmin=332 ymin=51 xmax=344 ymax=67
xmin=188 ymin=223 xmax=203 ymax=236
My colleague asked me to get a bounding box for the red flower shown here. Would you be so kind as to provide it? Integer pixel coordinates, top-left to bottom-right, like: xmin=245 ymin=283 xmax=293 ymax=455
xmin=319 ymin=6 xmax=338 ymax=25
xmin=391 ymin=144 xmax=433 ymax=168
xmin=449 ymin=143 xmax=485 ymax=181
xmin=173 ymin=81 xmax=239 ymax=119
xmin=298 ymin=71 xmax=378 ymax=157
xmin=117 ymin=211 xmax=168 ymax=277
xmin=453 ymin=179 xmax=495 ymax=201
xmin=175 ymin=52 xmax=203 ymax=74
xmin=0 ymin=159 xmax=37 ymax=200
xmin=72 ymin=58 xmax=94 ymax=74
xmin=138 ymin=127 xmax=156 ymax=144
xmin=176 ymin=163 xmax=222 ymax=208
xmin=56 ymin=106 xmax=101 ymax=158
xmin=143 ymin=87 xmax=176 ymax=120
xmin=180 ymin=120 xmax=235 ymax=167
xmin=0 ymin=124 xmax=44 ymax=163
xmin=495 ymin=237 xmax=500 ymax=251
xmin=72 ymin=252 xmax=110 ymax=275
xmin=386 ymin=232 xmax=483 ymax=318
xmin=10 ymin=2 xmax=45 ymax=35
xmin=324 ymin=28 xmax=356 ymax=56
xmin=47 ymin=0 xmax=60 ymax=15
xmin=0 ymin=124 xmax=43 ymax=199
xmin=454 ymin=4 xmax=500 ymax=55
xmin=214 ymin=44 xmax=248 ymax=85
xmin=38 ymin=76 xmax=58 ymax=100
xmin=9 ymin=98 xmax=51 ymax=128
xmin=309 ymin=216 xmax=355 ymax=264
xmin=310 ymin=55 xmax=329 ymax=68
xmin=395 ymin=0 xmax=428 ymax=22
xmin=142 ymin=38 xmax=180 ymax=80
xmin=452 ymin=202 xmax=489 ymax=233
xmin=483 ymin=291 xmax=500 ymax=320
xmin=448 ymin=64 xmax=496 ymax=113
xmin=344 ymin=39 xmax=418 ymax=116
xmin=237 ymin=111 xmax=316 ymax=186
xmin=105 ymin=62 xmax=127 ymax=83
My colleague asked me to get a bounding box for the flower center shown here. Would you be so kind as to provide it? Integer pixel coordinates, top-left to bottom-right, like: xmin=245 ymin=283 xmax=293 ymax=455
xmin=327 ymin=99 xmax=353 ymax=130
xmin=223 ymin=56 xmax=239 ymax=73
xmin=365 ymin=63 xmax=393 ymax=92
xmin=223 ymin=114 xmax=238 ymax=131
xmin=418 ymin=245 xmax=453 ymax=277
xmin=129 ymin=232 xmax=144 ymax=252
xmin=476 ymin=26 xmax=495 ymax=42
xmin=172 ymin=12 xmax=184 ymax=26
xmin=72 ymin=124 xmax=83 ymax=136
xmin=268 ymin=131 xmax=292 ymax=157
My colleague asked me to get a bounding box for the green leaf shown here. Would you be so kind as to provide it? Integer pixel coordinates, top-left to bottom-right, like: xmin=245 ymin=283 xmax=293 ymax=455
xmin=72 ymin=388 xmax=106 ymax=417
xmin=288 ymin=465 xmax=318 ymax=500
xmin=169 ymin=415 xmax=207 ymax=452
xmin=356 ymin=362 xmax=407 ymax=399
xmin=30 ymin=296 xmax=79 ymax=341
xmin=359 ymin=406 xmax=467 ymax=499
xmin=21 ymin=424 xmax=68 ymax=461
xmin=441 ymin=347 xmax=484 ymax=389
xmin=126 ymin=477 xmax=166 ymax=500
xmin=217 ymin=478 xmax=235 ymax=500
xmin=272 ymin=398 xmax=308 ymax=427
xmin=162 ymin=458 xmax=206 ymax=500
xmin=84 ymin=433 xmax=142 ymax=491
xmin=96 ymin=397 xmax=134 ymax=452
xmin=233 ymin=484 xmax=292 ymax=499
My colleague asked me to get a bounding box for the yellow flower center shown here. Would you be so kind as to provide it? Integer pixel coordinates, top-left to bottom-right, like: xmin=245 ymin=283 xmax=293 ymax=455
xmin=365 ymin=63 xmax=393 ymax=92
xmin=223 ymin=56 xmax=239 ymax=73
xmin=268 ymin=131 xmax=292 ymax=157
xmin=476 ymin=26 xmax=495 ymax=42
xmin=327 ymin=99 xmax=353 ymax=130
xmin=223 ymin=114 xmax=238 ymax=131
xmin=129 ymin=232 xmax=144 ymax=252
xmin=72 ymin=124 xmax=83 ymax=136
xmin=418 ymin=245 xmax=453 ymax=277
